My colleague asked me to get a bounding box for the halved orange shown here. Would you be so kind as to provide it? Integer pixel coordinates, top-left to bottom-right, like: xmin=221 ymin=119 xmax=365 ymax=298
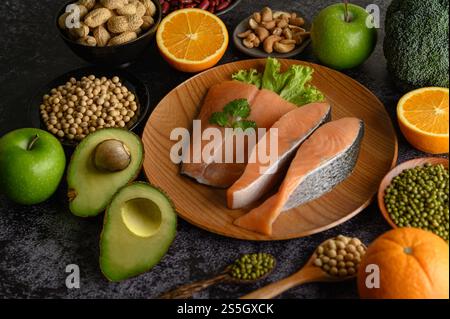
xmin=156 ymin=9 xmax=229 ymax=73
xmin=397 ymin=87 xmax=449 ymax=154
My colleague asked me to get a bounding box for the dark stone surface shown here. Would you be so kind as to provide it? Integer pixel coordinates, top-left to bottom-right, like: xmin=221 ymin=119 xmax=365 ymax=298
xmin=0 ymin=0 xmax=446 ymax=299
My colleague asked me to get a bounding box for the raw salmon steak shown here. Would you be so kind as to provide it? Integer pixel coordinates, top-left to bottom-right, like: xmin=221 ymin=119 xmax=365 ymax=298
xmin=227 ymin=102 xmax=332 ymax=209
xmin=234 ymin=117 xmax=365 ymax=236
xmin=181 ymin=81 xmax=297 ymax=188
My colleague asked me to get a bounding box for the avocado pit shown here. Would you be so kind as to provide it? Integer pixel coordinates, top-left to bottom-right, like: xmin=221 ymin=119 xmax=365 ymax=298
xmin=93 ymin=139 xmax=131 ymax=172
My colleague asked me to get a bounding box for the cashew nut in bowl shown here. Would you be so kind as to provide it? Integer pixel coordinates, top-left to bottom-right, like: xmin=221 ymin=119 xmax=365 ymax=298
xmin=243 ymin=33 xmax=260 ymax=49
xmin=249 ymin=18 xmax=259 ymax=30
xmin=238 ymin=30 xmax=253 ymax=39
xmin=263 ymin=35 xmax=282 ymax=54
xmin=247 ymin=33 xmax=257 ymax=41
xmin=262 ymin=20 xmax=276 ymax=31
xmin=238 ymin=7 xmax=310 ymax=54
xmin=261 ymin=7 xmax=273 ymax=22
xmin=255 ymin=27 xmax=270 ymax=42
xmin=273 ymin=11 xmax=290 ymax=19
xmin=243 ymin=38 xmax=254 ymax=49
xmin=253 ymin=12 xmax=262 ymax=23
xmin=290 ymin=17 xmax=305 ymax=27
xmin=274 ymin=41 xmax=295 ymax=53
xmin=283 ymin=28 xmax=293 ymax=40
xmin=277 ymin=19 xmax=289 ymax=29
xmin=253 ymin=37 xmax=261 ymax=48
xmin=280 ymin=39 xmax=296 ymax=45
xmin=289 ymin=25 xmax=306 ymax=33
xmin=272 ymin=27 xmax=283 ymax=37
xmin=292 ymin=32 xmax=304 ymax=45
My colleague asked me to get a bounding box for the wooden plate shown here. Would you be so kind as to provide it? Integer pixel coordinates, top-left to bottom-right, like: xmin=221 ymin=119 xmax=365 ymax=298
xmin=378 ymin=157 xmax=449 ymax=229
xmin=142 ymin=59 xmax=398 ymax=241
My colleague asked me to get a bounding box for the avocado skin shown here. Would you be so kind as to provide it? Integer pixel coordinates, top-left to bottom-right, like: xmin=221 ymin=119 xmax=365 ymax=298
xmin=67 ymin=128 xmax=144 ymax=217
xmin=99 ymin=182 xmax=177 ymax=282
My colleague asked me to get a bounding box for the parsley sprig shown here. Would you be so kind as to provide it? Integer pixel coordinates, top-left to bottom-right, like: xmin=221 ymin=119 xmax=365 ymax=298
xmin=209 ymin=99 xmax=257 ymax=130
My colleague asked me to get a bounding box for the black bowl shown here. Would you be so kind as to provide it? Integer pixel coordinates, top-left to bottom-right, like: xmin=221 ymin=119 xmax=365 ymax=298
xmin=29 ymin=66 xmax=150 ymax=147
xmin=215 ymin=0 xmax=242 ymax=16
xmin=56 ymin=0 xmax=162 ymax=67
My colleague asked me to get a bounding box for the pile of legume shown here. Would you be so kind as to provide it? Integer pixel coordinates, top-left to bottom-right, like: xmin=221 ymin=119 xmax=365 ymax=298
xmin=160 ymin=0 xmax=235 ymax=15
xmin=230 ymin=253 xmax=275 ymax=281
xmin=384 ymin=163 xmax=449 ymax=241
xmin=313 ymin=235 xmax=366 ymax=277
xmin=40 ymin=75 xmax=138 ymax=141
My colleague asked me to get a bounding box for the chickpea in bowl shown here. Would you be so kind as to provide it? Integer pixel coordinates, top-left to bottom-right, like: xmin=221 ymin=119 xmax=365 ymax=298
xmin=29 ymin=67 xmax=150 ymax=146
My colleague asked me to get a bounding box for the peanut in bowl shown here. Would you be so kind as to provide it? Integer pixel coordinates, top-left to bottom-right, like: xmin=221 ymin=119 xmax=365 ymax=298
xmin=56 ymin=0 xmax=162 ymax=67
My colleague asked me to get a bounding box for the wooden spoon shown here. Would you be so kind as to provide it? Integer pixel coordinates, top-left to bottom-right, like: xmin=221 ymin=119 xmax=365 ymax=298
xmin=241 ymin=241 xmax=366 ymax=299
xmin=159 ymin=260 xmax=276 ymax=299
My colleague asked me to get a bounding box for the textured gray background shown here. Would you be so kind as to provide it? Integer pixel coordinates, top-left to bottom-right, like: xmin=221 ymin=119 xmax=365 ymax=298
xmin=0 ymin=0 xmax=446 ymax=299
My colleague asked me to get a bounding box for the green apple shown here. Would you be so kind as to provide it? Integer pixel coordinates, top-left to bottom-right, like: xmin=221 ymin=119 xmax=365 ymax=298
xmin=0 ymin=128 xmax=66 ymax=205
xmin=311 ymin=2 xmax=377 ymax=70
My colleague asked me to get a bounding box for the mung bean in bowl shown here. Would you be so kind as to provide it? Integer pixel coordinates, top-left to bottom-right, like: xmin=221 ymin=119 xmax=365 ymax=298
xmin=29 ymin=67 xmax=150 ymax=147
xmin=378 ymin=157 xmax=449 ymax=241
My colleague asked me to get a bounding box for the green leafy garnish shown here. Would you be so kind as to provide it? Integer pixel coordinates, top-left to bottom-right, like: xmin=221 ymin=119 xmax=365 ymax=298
xmin=232 ymin=57 xmax=325 ymax=106
xmin=209 ymin=112 xmax=229 ymax=127
xmin=209 ymin=99 xmax=256 ymax=131
xmin=232 ymin=120 xmax=257 ymax=130
xmin=223 ymin=99 xmax=251 ymax=118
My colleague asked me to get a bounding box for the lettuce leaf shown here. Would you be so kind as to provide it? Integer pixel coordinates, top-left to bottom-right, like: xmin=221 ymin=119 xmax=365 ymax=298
xmin=231 ymin=69 xmax=262 ymax=88
xmin=232 ymin=57 xmax=325 ymax=106
xmin=261 ymin=57 xmax=293 ymax=93
xmin=263 ymin=57 xmax=325 ymax=105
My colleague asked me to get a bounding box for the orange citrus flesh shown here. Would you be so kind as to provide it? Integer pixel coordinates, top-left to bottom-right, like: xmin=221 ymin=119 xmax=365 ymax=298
xmin=156 ymin=9 xmax=228 ymax=73
xmin=397 ymin=87 xmax=449 ymax=154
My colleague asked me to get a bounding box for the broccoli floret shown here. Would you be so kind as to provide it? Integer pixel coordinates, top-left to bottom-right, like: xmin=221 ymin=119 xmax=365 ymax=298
xmin=384 ymin=0 xmax=449 ymax=91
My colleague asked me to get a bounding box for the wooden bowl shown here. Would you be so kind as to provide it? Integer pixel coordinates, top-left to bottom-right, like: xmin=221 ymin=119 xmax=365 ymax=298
xmin=377 ymin=157 xmax=449 ymax=228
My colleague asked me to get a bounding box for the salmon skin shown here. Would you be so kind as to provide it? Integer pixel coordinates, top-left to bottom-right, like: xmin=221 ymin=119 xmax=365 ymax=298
xmin=181 ymin=81 xmax=297 ymax=188
xmin=234 ymin=118 xmax=365 ymax=236
xmin=227 ymin=102 xmax=332 ymax=209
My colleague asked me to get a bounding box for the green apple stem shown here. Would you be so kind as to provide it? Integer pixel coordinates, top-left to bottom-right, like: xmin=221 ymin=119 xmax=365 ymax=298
xmin=344 ymin=0 xmax=350 ymax=22
xmin=27 ymin=134 xmax=39 ymax=151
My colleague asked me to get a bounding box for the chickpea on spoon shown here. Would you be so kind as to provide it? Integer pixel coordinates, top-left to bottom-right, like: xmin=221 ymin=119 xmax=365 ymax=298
xmin=241 ymin=235 xmax=367 ymax=299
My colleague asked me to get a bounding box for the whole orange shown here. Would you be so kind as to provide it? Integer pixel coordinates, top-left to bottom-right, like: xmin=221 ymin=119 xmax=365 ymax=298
xmin=358 ymin=228 xmax=449 ymax=299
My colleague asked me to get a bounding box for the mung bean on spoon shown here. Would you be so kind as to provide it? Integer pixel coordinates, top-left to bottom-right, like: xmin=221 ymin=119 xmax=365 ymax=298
xmin=159 ymin=253 xmax=276 ymax=299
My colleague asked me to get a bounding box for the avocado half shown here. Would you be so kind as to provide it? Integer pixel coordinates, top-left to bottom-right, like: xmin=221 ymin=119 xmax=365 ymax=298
xmin=67 ymin=129 xmax=144 ymax=217
xmin=100 ymin=182 xmax=177 ymax=282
